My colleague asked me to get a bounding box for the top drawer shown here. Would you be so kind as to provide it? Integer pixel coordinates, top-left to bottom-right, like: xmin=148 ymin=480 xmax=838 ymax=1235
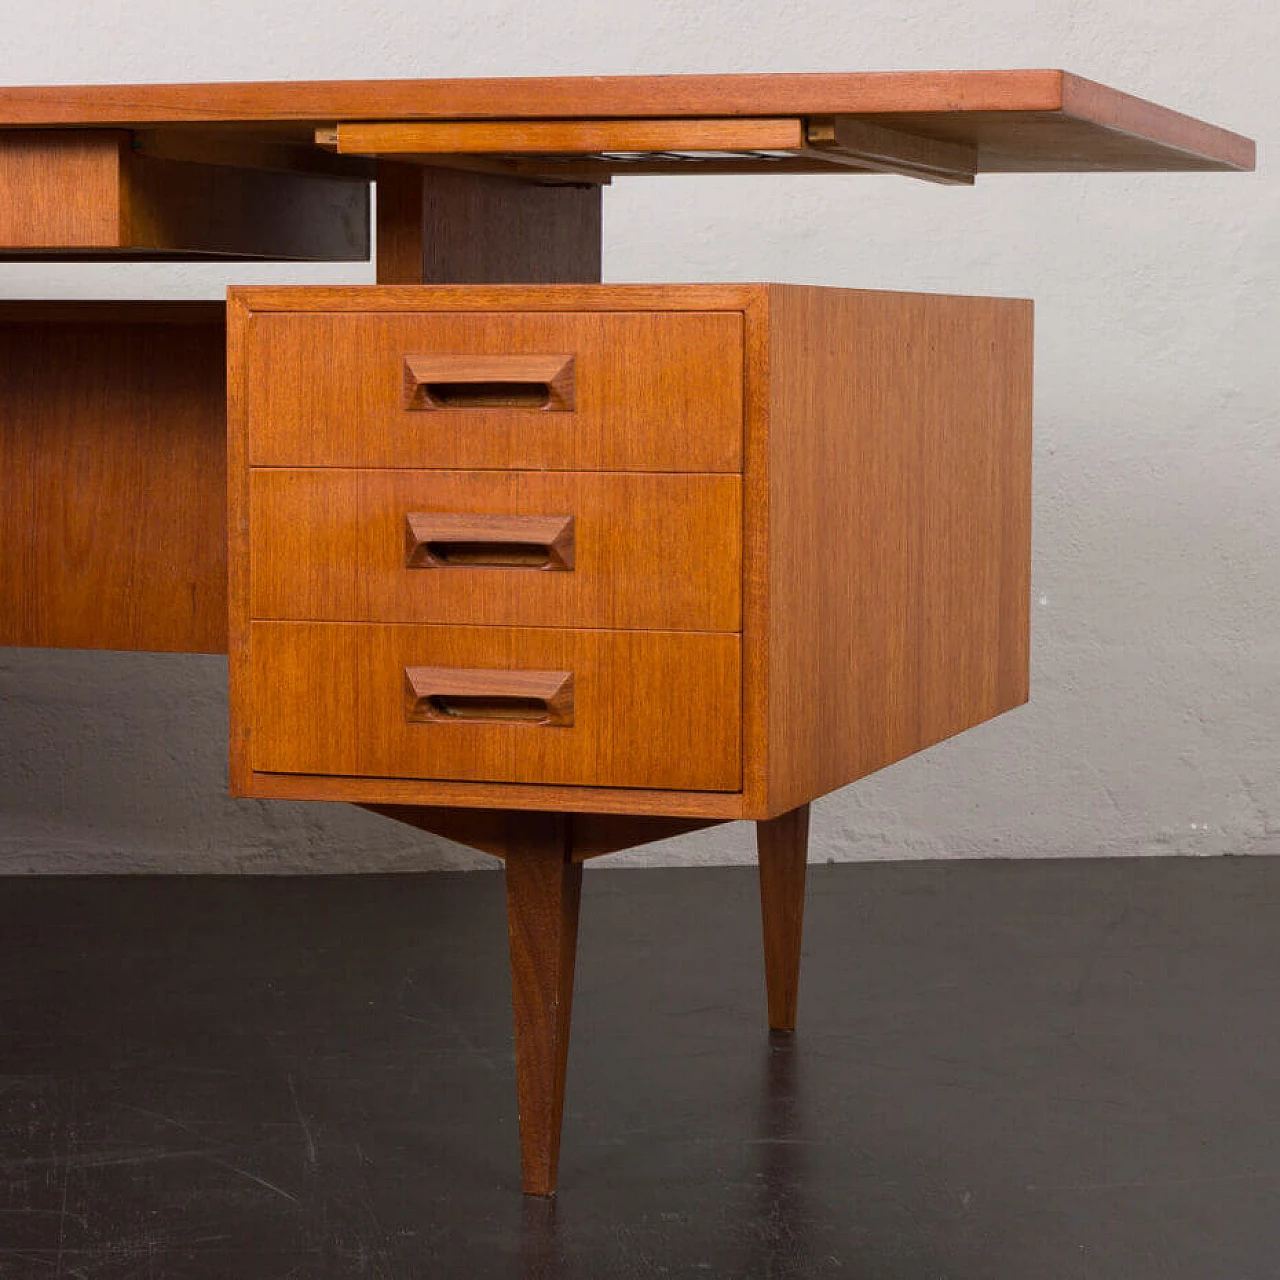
xmin=244 ymin=310 xmax=743 ymax=471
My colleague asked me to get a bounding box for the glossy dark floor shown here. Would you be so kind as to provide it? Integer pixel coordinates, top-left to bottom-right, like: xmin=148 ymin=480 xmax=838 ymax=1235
xmin=2 ymin=857 xmax=1279 ymax=1278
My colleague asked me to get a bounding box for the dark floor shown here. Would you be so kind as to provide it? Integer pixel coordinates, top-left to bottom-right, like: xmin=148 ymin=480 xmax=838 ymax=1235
xmin=2 ymin=858 xmax=1279 ymax=1278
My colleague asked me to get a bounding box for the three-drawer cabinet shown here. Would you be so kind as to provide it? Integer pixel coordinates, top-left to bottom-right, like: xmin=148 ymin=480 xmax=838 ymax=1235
xmin=228 ymin=283 xmax=1032 ymax=822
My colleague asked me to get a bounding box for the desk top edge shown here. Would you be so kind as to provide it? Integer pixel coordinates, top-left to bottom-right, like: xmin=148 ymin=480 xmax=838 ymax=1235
xmin=0 ymin=70 xmax=1254 ymax=171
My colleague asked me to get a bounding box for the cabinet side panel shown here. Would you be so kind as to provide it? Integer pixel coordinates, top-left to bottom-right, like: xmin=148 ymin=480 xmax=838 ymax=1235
xmin=765 ymin=286 xmax=1033 ymax=813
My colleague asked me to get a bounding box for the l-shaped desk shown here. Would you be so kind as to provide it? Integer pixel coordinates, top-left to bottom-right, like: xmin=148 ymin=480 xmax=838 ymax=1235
xmin=0 ymin=70 xmax=1254 ymax=1193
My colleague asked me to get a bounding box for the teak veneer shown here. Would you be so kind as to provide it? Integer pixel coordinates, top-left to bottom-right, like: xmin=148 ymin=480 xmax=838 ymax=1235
xmin=0 ymin=129 xmax=369 ymax=261
xmin=227 ymin=282 xmax=1033 ymax=822
xmin=0 ymin=70 xmax=1253 ymax=1196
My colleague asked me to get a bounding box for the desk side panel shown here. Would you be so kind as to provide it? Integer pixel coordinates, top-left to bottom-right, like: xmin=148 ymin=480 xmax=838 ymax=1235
xmin=0 ymin=305 xmax=228 ymax=653
xmin=761 ymin=285 xmax=1033 ymax=815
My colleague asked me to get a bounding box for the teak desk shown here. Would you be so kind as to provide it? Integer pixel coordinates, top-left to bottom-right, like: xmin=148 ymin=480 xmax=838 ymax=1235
xmin=0 ymin=71 xmax=1253 ymax=1194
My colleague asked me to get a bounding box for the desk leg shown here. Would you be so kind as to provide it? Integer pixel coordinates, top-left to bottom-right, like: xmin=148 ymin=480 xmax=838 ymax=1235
xmin=503 ymin=812 xmax=583 ymax=1196
xmin=757 ymin=805 xmax=811 ymax=1033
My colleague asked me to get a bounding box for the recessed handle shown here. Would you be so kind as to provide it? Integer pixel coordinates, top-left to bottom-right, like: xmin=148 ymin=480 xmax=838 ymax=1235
xmin=404 ymin=667 xmax=574 ymax=726
xmin=404 ymin=513 xmax=575 ymax=570
xmin=403 ymin=354 xmax=575 ymax=411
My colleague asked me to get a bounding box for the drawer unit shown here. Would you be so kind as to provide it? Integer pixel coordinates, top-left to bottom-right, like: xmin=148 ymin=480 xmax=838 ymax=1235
xmin=249 ymin=468 xmax=742 ymax=631
xmin=247 ymin=622 xmax=742 ymax=791
xmin=229 ymin=283 xmax=1032 ymax=819
xmin=244 ymin=309 xmax=743 ymax=471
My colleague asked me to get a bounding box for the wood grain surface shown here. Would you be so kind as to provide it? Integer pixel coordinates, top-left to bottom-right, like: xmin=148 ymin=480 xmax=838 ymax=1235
xmin=230 ymin=283 xmax=759 ymax=313
xmin=335 ymin=117 xmax=807 ymax=155
xmin=403 ymin=353 xmax=576 ymax=411
xmin=0 ymin=305 xmax=228 ymax=652
xmin=756 ymin=805 xmax=810 ymax=1032
xmin=0 ymin=130 xmax=124 ymax=247
xmin=248 ymin=469 xmax=741 ymax=631
xmin=243 ymin=309 xmax=743 ymax=471
xmin=806 ymin=116 xmax=978 ymax=183
xmin=119 ymin=152 xmax=370 ymax=260
xmin=373 ymin=161 xmax=429 ymax=285
xmin=375 ymin=162 xmax=600 ymax=285
xmin=0 ymin=72 xmax=1252 ymax=172
xmin=747 ymin=285 xmax=1033 ymax=815
xmin=404 ymin=666 xmax=575 ymax=726
xmin=247 ymin=622 xmax=742 ymax=791
xmin=227 ymin=294 xmax=254 ymax=791
xmin=502 ymin=811 xmax=582 ymax=1195
xmin=231 ymin=282 xmax=1035 ymax=817
xmin=358 ymin=805 xmax=726 ymax=859
xmin=403 ymin=511 xmax=577 ymax=570
xmin=249 ymin=772 xmax=748 ymax=819
xmin=0 ymin=130 xmax=370 ymax=259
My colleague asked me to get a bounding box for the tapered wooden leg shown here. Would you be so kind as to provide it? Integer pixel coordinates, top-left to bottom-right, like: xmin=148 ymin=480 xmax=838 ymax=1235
xmin=503 ymin=812 xmax=583 ymax=1196
xmin=757 ymin=804 xmax=811 ymax=1032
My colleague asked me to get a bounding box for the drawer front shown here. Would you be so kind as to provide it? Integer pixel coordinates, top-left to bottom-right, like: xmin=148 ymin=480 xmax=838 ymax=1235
xmin=245 ymin=310 xmax=743 ymax=471
xmin=248 ymin=622 xmax=741 ymax=792
xmin=249 ymin=469 xmax=742 ymax=631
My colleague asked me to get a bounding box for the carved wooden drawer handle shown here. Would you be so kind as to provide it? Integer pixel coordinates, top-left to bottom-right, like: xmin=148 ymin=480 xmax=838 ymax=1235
xmin=404 ymin=667 xmax=574 ymax=727
xmin=404 ymin=512 xmax=575 ymax=570
xmin=403 ymin=354 xmax=575 ymax=411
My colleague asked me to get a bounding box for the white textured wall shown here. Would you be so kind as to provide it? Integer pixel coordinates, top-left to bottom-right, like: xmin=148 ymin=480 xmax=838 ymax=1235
xmin=0 ymin=0 xmax=1273 ymax=872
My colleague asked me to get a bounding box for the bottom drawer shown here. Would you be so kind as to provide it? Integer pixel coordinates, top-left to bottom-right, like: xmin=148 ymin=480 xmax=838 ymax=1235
xmin=248 ymin=622 xmax=741 ymax=792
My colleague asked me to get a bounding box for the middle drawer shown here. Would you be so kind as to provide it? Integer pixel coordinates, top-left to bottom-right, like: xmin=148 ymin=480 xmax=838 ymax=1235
xmin=250 ymin=469 xmax=742 ymax=631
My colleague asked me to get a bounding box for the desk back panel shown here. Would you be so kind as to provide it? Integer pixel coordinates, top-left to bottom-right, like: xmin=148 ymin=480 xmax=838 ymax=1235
xmin=0 ymin=303 xmax=228 ymax=653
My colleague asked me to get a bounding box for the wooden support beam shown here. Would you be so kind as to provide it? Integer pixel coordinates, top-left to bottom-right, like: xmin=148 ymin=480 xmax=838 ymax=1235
xmin=360 ymin=805 xmax=726 ymax=860
xmin=375 ymin=161 xmax=601 ymax=284
xmin=134 ymin=128 xmax=375 ymax=179
xmin=804 ymin=116 xmax=978 ymax=185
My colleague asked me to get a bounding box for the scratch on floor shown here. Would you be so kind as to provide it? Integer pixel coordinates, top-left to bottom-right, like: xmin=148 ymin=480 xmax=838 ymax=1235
xmin=1069 ymin=900 xmax=1143 ymax=1007
xmin=287 ymin=1072 xmax=319 ymax=1168
xmin=110 ymin=1101 xmax=302 ymax=1205
xmin=53 ymin=1155 xmax=69 ymax=1279
xmin=201 ymin=1153 xmax=300 ymax=1204
xmin=396 ymin=1007 xmax=501 ymax=1075
xmin=1028 ymin=1168 xmax=1280 ymax=1194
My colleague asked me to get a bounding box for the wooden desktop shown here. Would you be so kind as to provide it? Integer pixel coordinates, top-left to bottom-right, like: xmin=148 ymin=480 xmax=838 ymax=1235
xmin=0 ymin=70 xmax=1253 ymax=1194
